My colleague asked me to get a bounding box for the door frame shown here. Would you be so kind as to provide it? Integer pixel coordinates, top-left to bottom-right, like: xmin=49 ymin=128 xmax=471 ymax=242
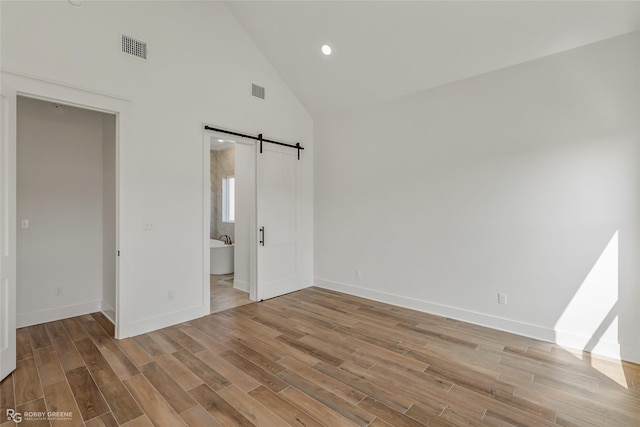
xmin=202 ymin=125 xmax=258 ymax=305
xmin=2 ymin=71 xmax=130 ymax=338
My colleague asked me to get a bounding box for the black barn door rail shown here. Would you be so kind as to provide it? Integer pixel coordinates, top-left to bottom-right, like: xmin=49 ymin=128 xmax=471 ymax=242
xmin=204 ymin=125 xmax=304 ymax=160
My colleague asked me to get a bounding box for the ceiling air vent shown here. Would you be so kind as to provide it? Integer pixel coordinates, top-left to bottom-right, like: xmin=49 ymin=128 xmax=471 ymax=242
xmin=121 ymin=34 xmax=147 ymax=59
xmin=252 ymin=83 xmax=265 ymax=100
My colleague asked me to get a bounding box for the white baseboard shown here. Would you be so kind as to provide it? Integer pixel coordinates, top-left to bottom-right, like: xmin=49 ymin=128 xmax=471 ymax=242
xmin=122 ymin=305 xmax=209 ymax=338
xmin=233 ymin=279 xmax=249 ymax=293
xmin=313 ymin=278 xmax=638 ymax=364
xmin=101 ymin=302 xmax=116 ymax=324
xmin=17 ymin=300 xmax=102 ymax=328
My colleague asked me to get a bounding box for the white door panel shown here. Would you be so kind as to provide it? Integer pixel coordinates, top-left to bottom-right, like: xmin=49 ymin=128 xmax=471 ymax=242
xmin=0 ymin=83 xmax=17 ymax=381
xmin=256 ymin=144 xmax=299 ymax=301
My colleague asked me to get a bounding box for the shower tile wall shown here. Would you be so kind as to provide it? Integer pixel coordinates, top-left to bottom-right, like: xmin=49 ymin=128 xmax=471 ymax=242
xmin=211 ymin=147 xmax=235 ymax=241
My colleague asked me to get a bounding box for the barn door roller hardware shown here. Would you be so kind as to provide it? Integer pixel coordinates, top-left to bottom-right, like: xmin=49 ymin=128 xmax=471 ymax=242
xmin=204 ymin=126 xmax=304 ymax=160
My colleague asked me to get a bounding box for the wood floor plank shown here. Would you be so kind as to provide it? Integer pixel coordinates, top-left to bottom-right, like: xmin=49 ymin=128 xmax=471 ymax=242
xmin=217 ymin=311 xmax=281 ymax=339
xmin=116 ymin=338 xmax=154 ymax=367
xmin=140 ymin=362 xmax=196 ymax=413
xmin=61 ymin=317 xmax=90 ymax=342
xmin=44 ymin=321 xmax=70 ymax=343
xmin=178 ymin=324 xmax=231 ymax=354
xmin=65 ymin=366 xmax=110 ymax=421
xmin=368 ymin=418 xmax=394 ymax=427
xmin=179 ymin=404 xmax=223 ymax=427
xmin=91 ymin=312 xmax=115 ymax=337
xmin=172 ymin=349 xmax=231 ymax=391
xmin=153 ymin=353 xmax=204 ymax=391
xmin=14 ymin=357 xmax=44 ymax=405
xmin=449 ymin=384 xmax=557 ymax=427
xmin=0 ymin=374 xmax=15 ymax=419
xmin=159 ymin=326 xmax=206 ymax=354
xmin=278 ymin=386 xmax=360 ymax=427
xmin=28 ymin=324 xmax=52 ymax=350
xmin=277 ymin=369 xmax=374 ymax=427
xmin=195 ymin=350 xmax=260 ymax=392
xmin=220 ymin=350 xmax=288 ymax=393
xmin=222 ymin=335 xmax=287 ymax=373
xmin=275 ymin=334 xmax=344 ymax=367
xmin=313 ymin=361 xmax=413 ymax=412
xmin=78 ymin=317 xmax=139 ymax=379
xmin=189 ymin=383 xmax=255 ymax=427
xmin=297 ymin=334 xmax=377 ymax=369
xmin=74 ymin=338 xmax=143 ymax=424
xmin=357 ymin=396 xmax=425 ymax=427
xmin=120 ymin=415 xmax=154 ymax=427
xmin=16 ymin=328 xmax=33 ymax=361
xmin=253 ymin=333 xmax=321 ymax=366
xmin=42 ymin=380 xmax=83 ymax=427
xmin=124 ymin=374 xmax=186 ymax=427
xmin=248 ymin=385 xmax=323 ymax=427
xmin=50 ymin=338 xmax=84 ymax=373
xmin=404 ymin=403 xmax=451 ymax=427
xmin=218 ymin=384 xmax=289 ymax=426
xmin=33 ymin=346 xmax=65 ymax=387
xmin=278 ymin=356 xmax=366 ymax=405
xmin=85 ymin=413 xmax=118 ymax=427
xmin=556 ymin=411 xmax=599 ymax=427
xmin=16 ymin=398 xmax=50 ymax=427
xmin=132 ymin=335 xmax=166 ymax=357
xmin=147 ymin=331 xmax=183 ymax=354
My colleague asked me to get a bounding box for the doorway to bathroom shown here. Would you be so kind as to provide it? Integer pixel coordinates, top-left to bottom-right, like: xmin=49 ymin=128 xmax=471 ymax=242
xmin=208 ymin=136 xmax=252 ymax=313
xmin=203 ymin=124 xmax=308 ymax=311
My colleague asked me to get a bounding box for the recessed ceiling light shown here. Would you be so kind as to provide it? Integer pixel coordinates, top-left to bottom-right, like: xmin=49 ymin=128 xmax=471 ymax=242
xmin=321 ymin=44 xmax=332 ymax=56
xmin=217 ymin=139 xmax=224 ymax=142
xmin=68 ymin=0 xmax=82 ymax=6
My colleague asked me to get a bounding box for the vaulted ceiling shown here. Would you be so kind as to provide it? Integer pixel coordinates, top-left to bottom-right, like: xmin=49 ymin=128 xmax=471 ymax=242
xmin=225 ymin=1 xmax=640 ymax=117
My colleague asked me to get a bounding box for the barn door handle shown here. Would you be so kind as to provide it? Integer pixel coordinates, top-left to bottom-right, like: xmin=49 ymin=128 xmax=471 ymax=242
xmin=260 ymin=227 xmax=265 ymax=246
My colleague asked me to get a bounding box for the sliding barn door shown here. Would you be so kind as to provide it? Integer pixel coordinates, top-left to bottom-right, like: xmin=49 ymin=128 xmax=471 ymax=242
xmin=0 ymin=83 xmax=17 ymax=381
xmin=256 ymin=144 xmax=300 ymax=300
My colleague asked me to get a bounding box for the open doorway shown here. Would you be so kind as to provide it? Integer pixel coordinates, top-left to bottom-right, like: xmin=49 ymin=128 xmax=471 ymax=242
xmin=16 ymin=96 xmax=117 ymax=331
xmin=207 ymin=134 xmax=253 ymax=313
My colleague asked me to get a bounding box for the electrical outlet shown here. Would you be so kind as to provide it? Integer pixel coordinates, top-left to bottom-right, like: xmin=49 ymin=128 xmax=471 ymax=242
xmin=21 ymin=219 xmax=29 ymax=229
xmin=144 ymin=220 xmax=154 ymax=230
xmin=498 ymin=293 xmax=507 ymax=305
xmin=168 ymin=290 xmax=174 ymax=301
xmin=55 ymin=287 xmax=63 ymax=296
xmin=355 ymin=269 xmax=362 ymax=279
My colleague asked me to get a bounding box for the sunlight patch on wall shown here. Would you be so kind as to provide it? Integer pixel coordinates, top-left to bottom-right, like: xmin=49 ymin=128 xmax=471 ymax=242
xmin=554 ymin=231 xmax=626 ymax=387
xmin=555 ymin=231 xmax=618 ymax=352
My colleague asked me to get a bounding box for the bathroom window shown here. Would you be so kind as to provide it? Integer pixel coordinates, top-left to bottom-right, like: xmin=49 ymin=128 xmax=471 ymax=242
xmin=222 ymin=176 xmax=235 ymax=223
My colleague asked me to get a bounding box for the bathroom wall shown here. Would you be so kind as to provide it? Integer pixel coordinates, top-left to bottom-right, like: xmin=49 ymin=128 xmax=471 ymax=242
xmin=16 ymin=96 xmax=115 ymax=327
xmin=210 ymin=146 xmax=235 ymax=242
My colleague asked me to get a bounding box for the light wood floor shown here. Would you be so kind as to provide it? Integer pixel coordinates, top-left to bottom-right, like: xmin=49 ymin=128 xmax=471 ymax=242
xmin=1 ymin=287 xmax=639 ymax=426
xmin=210 ymin=274 xmax=252 ymax=314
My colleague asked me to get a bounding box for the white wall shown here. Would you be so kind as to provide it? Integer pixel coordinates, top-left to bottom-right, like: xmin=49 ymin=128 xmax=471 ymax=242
xmin=1 ymin=1 xmax=313 ymax=336
xmin=102 ymin=114 xmax=116 ymax=320
xmin=16 ymin=96 xmax=112 ymax=326
xmin=315 ymin=33 xmax=640 ymax=363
